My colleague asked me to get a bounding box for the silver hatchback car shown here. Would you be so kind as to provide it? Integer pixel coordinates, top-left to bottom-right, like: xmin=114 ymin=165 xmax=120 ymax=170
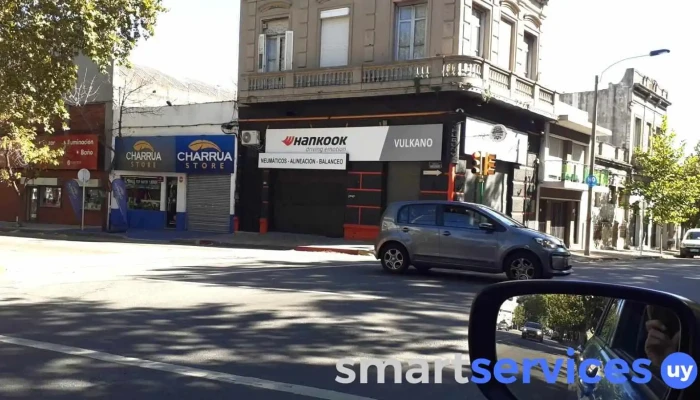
xmin=374 ymin=200 xmax=572 ymax=280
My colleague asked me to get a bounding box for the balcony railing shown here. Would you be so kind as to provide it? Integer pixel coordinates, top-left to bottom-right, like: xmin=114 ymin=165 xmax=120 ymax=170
xmin=543 ymin=160 xmax=611 ymax=187
xmin=240 ymin=56 xmax=557 ymax=116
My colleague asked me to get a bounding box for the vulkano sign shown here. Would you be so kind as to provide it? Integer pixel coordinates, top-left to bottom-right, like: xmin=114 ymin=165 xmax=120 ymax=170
xmin=258 ymin=153 xmax=347 ymax=170
xmin=265 ymin=124 xmax=443 ymax=162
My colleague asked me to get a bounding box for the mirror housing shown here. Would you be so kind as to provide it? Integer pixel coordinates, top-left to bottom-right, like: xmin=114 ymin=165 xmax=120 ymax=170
xmin=479 ymin=222 xmax=495 ymax=231
xmin=468 ymin=280 xmax=700 ymax=400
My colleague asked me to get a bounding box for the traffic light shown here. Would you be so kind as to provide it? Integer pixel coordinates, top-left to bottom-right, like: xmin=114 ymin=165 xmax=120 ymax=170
xmin=471 ymin=152 xmax=482 ymax=174
xmin=485 ymin=153 xmax=497 ymax=175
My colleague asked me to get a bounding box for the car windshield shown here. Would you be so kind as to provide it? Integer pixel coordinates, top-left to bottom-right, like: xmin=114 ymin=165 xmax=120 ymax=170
xmin=476 ymin=205 xmax=526 ymax=228
xmin=525 ymin=322 xmax=542 ymax=329
xmin=685 ymin=231 xmax=700 ymax=240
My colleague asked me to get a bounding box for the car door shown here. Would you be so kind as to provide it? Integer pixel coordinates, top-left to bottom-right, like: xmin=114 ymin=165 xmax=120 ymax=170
xmin=437 ymin=204 xmax=500 ymax=270
xmin=577 ymin=299 xmax=668 ymax=400
xmin=395 ymin=203 xmax=441 ymax=263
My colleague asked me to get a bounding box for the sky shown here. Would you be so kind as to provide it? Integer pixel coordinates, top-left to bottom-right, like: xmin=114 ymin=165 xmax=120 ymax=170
xmin=129 ymin=0 xmax=696 ymax=149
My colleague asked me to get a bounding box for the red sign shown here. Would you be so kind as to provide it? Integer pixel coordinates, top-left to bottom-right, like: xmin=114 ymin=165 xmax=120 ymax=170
xmin=41 ymin=134 xmax=99 ymax=170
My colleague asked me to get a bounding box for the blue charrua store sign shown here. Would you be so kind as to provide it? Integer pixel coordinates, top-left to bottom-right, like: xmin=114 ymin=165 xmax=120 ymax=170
xmin=175 ymin=135 xmax=236 ymax=174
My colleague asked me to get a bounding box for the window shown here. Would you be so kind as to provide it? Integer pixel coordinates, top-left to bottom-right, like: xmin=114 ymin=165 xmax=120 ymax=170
xmin=634 ymin=117 xmax=643 ymax=149
xmin=685 ymin=231 xmax=700 ymax=240
xmin=523 ymin=32 xmax=537 ymax=79
xmin=84 ymin=188 xmax=103 ymax=211
xmin=471 ymin=6 xmax=487 ymax=57
xmin=258 ymin=18 xmax=293 ymax=72
xmin=498 ymin=18 xmax=514 ymax=70
xmin=320 ymin=8 xmax=350 ymax=67
xmin=397 ymin=204 xmax=437 ymax=226
xmin=442 ymin=205 xmax=488 ymax=229
xmin=646 ymin=123 xmax=652 ymax=150
xmin=40 ymin=187 xmax=62 ymax=208
xmin=395 ymin=3 xmax=427 ymax=61
xmin=124 ymin=176 xmax=161 ymax=211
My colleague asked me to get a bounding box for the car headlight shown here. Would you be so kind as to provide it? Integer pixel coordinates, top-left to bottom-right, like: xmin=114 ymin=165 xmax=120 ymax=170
xmin=536 ymin=330 xmax=542 ymax=335
xmin=680 ymin=242 xmax=687 ymax=248
xmin=535 ymin=237 xmax=559 ymax=249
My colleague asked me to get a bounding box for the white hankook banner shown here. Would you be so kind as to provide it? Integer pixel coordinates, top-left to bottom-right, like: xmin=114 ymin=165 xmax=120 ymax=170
xmin=258 ymin=153 xmax=347 ymax=170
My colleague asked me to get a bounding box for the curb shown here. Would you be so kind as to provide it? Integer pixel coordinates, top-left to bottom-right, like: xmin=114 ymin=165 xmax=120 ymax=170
xmin=572 ymin=255 xmax=665 ymax=262
xmin=294 ymin=246 xmax=374 ymax=256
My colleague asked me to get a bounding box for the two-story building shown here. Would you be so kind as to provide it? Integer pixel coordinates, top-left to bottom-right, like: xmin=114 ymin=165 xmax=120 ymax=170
xmin=236 ymin=0 xmax=559 ymax=240
xmin=561 ymin=68 xmax=672 ymax=250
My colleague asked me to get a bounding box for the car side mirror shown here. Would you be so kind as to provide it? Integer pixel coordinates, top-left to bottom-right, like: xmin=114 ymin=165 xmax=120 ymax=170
xmin=470 ymin=280 xmax=700 ymax=400
xmin=479 ymin=222 xmax=494 ymax=231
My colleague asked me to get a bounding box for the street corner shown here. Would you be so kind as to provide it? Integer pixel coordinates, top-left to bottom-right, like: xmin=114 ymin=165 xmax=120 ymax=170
xmin=294 ymin=245 xmax=375 ymax=256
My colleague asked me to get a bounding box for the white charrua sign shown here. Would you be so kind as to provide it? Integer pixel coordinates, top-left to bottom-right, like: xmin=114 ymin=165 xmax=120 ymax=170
xmin=258 ymin=153 xmax=347 ymax=170
xmin=463 ymin=118 xmax=528 ymax=165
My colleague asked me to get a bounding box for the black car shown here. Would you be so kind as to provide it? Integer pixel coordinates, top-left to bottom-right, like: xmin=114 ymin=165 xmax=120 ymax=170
xmin=521 ymin=321 xmax=544 ymax=342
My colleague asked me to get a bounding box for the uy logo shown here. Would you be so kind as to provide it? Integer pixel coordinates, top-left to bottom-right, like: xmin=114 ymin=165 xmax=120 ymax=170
xmin=661 ymin=353 xmax=697 ymax=389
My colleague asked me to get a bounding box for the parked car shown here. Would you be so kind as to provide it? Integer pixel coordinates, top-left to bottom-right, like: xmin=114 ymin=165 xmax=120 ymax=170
xmin=680 ymin=228 xmax=700 ymax=258
xmin=374 ymin=200 xmax=572 ymax=280
xmin=521 ymin=321 xmax=544 ymax=342
xmin=497 ymin=321 xmax=509 ymax=331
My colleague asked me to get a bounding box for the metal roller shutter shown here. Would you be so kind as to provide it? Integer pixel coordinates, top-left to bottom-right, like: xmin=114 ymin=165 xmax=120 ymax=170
xmin=187 ymin=175 xmax=231 ymax=233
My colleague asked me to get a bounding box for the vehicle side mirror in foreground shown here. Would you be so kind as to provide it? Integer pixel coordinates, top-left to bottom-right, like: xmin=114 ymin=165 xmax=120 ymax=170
xmin=479 ymin=223 xmax=495 ymax=231
xmin=469 ymin=280 xmax=700 ymax=400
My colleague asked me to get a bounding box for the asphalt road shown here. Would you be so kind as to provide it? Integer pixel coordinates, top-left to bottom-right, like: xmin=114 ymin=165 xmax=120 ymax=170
xmin=0 ymin=236 xmax=699 ymax=399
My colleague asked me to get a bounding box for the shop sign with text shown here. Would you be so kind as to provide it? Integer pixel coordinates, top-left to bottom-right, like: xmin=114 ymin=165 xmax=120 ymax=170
xmin=258 ymin=153 xmax=347 ymax=170
xmin=462 ymin=118 xmax=528 ymax=165
xmin=265 ymin=125 xmax=443 ymax=162
xmin=175 ymin=135 xmax=236 ymax=174
xmin=115 ymin=136 xmax=176 ymax=172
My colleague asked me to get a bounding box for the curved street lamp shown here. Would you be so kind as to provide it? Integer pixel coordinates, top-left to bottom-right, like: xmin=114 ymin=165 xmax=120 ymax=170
xmin=583 ymin=49 xmax=670 ymax=256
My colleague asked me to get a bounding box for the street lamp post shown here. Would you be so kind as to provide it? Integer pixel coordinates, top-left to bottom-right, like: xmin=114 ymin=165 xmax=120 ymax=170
xmin=583 ymin=49 xmax=670 ymax=256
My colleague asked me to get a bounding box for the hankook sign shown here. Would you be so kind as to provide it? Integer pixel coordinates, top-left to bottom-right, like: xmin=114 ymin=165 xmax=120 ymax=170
xmin=265 ymin=124 xmax=443 ymax=161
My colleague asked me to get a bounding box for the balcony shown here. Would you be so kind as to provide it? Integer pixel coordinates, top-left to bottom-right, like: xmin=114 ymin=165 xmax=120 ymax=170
xmin=541 ymin=160 xmax=611 ymax=191
xmin=597 ymin=142 xmax=630 ymax=164
xmin=239 ymin=56 xmax=557 ymax=117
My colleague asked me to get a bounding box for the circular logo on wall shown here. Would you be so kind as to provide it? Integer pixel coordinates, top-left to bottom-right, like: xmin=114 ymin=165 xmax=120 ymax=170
xmin=490 ymin=125 xmax=508 ymax=142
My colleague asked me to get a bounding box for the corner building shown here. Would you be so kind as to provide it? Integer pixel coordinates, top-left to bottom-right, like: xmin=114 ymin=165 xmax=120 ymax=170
xmin=236 ymin=0 xmax=559 ymax=240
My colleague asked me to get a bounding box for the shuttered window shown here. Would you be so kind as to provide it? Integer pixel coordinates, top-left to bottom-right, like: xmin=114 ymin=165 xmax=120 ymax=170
xmin=320 ymin=8 xmax=350 ymax=67
xmin=258 ymin=18 xmax=293 ymax=72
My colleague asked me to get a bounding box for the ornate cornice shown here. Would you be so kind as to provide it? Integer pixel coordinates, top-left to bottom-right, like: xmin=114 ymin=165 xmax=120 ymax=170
xmin=258 ymin=0 xmax=292 ymax=13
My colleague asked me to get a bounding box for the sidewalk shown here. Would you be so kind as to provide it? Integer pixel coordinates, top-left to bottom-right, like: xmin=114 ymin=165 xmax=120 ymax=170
xmin=569 ymin=248 xmax=677 ymax=262
xmin=0 ymin=222 xmax=376 ymax=256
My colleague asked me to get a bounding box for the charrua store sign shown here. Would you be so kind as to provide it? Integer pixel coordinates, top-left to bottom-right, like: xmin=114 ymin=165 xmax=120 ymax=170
xmin=265 ymin=124 xmax=443 ymax=162
xmin=175 ymin=135 xmax=235 ymax=173
xmin=115 ymin=135 xmax=236 ymax=174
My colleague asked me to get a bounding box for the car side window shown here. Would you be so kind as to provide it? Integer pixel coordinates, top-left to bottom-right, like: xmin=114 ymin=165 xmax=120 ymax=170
xmin=397 ymin=204 xmax=437 ymax=226
xmin=597 ymin=299 xmax=622 ymax=343
xmin=441 ymin=205 xmax=488 ymax=229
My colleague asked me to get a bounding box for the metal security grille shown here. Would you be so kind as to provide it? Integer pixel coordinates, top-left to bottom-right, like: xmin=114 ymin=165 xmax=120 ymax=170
xmin=187 ymin=175 xmax=231 ymax=233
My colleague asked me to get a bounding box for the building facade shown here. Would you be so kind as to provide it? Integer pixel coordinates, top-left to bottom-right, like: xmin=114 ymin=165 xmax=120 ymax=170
xmin=236 ymin=0 xmax=558 ymax=240
xmin=109 ymin=101 xmax=239 ymax=233
xmin=561 ymin=68 xmax=672 ymax=250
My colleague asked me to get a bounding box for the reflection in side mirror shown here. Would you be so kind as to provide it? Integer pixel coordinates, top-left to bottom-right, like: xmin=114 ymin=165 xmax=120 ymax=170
xmin=479 ymin=222 xmax=494 ymax=231
xmin=495 ymin=294 xmax=684 ymax=400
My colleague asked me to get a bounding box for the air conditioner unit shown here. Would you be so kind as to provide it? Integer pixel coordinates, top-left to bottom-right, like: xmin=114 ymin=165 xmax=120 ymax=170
xmin=240 ymin=130 xmax=260 ymax=146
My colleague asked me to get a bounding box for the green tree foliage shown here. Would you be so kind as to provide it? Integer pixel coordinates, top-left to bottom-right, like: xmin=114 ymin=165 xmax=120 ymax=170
xmin=0 ymin=0 xmax=165 ymax=199
xmin=683 ymin=141 xmax=700 ymax=229
xmin=512 ymin=295 xmax=548 ymax=327
xmin=544 ymin=295 xmax=607 ymax=333
xmin=627 ymin=117 xmax=700 ymax=226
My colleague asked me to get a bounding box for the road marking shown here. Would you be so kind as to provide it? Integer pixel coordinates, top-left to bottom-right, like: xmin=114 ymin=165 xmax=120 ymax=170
xmin=0 ymin=334 xmax=376 ymax=400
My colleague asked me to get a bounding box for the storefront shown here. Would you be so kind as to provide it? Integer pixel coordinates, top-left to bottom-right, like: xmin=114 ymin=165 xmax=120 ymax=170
xmin=0 ymin=134 xmax=105 ymax=227
xmin=258 ymin=124 xmax=443 ymax=239
xmin=111 ymin=135 xmax=236 ymax=232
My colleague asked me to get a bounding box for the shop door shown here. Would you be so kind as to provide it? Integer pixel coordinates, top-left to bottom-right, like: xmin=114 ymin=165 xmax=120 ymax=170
xmin=166 ymin=177 xmax=178 ymax=228
xmin=187 ymin=175 xmax=231 ymax=233
xmin=270 ymin=169 xmax=346 ymax=237
xmin=386 ymin=162 xmax=420 ymax=205
xmin=550 ymin=201 xmax=566 ymax=242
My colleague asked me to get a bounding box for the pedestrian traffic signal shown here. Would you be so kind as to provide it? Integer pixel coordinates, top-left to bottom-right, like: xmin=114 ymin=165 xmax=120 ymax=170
xmin=485 ymin=153 xmax=497 ymax=175
xmin=471 ymin=152 xmax=482 ymax=174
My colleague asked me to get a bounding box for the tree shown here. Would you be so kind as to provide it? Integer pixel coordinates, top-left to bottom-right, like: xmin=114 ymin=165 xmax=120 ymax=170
xmin=512 ymin=295 xmax=548 ymax=327
xmin=626 ymin=117 xmax=700 ymax=234
xmin=0 ymin=0 xmax=165 ymax=219
xmin=683 ymin=141 xmax=700 ymax=230
xmin=543 ymin=295 xmax=607 ymax=341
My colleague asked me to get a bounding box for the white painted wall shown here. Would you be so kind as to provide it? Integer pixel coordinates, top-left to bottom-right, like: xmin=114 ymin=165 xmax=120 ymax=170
xmin=115 ymin=101 xmax=237 ymax=137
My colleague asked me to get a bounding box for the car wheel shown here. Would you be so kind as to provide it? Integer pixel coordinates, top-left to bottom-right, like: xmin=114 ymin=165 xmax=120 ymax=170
xmin=504 ymin=252 xmax=543 ymax=280
xmin=380 ymin=243 xmax=410 ymax=274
